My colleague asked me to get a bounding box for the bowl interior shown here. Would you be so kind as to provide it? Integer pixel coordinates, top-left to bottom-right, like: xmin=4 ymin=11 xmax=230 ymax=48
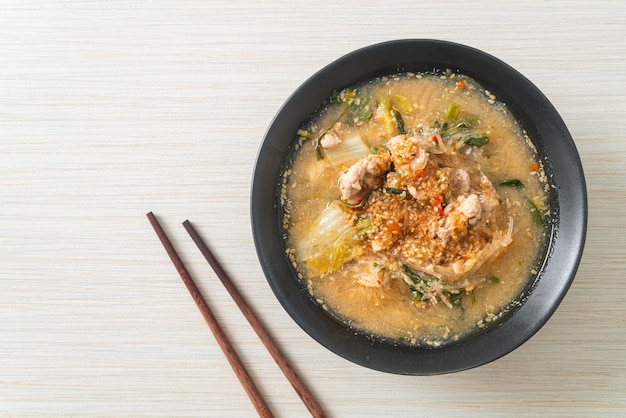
xmin=251 ymin=39 xmax=587 ymax=375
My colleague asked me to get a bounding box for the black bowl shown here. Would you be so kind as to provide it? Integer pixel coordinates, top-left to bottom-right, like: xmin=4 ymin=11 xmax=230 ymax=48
xmin=251 ymin=39 xmax=587 ymax=375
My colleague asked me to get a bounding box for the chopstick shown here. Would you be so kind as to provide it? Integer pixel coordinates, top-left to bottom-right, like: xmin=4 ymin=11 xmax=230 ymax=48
xmin=182 ymin=220 xmax=327 ymax=418
xmin=146 ymin=212 xmax=274 ymax=418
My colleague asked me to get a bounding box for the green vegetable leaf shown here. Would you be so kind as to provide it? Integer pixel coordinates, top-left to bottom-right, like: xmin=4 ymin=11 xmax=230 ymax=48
xmin=355 ymin=216 xmax=372 ymax=238
xmin=469 ymin=289 xmax=476 ymax=305
xmin=499 ymin=179 xmax=525 ymax=188
xmin=446 ymin=103 xmax=461 ymax=121
xmin=528 ymin=199 xmax=545 ymax=226
xmin=331 ymin=88 xmax=357 ymax=105
xmin=448 ymin=291 xmax=465 ymax=306
xmin=383 ymin=187 xmax=407 ymax=195
xmin=297 ymin=129 xmax=311 ymax=139
xmin=343 ymin=190 xmax=373 ymax=209
xmin=459 ymin=133 xmax=489 ymax=147
xmin=409 ymin=285 xmax=423 ymax=301
xmin=442 ymin=121 xmax=470 ymax=137
xmin=497 ymin=180 xmax=547 ymax=227
xmin=393 ymin=110 xmax=406 ymax=134
xmin=402 ymin=263 xmax=429 ymax=285
xmin=347 ymin=100 xmax=373 ymax=125
xmin=315 ymin=143 xmax=325 ymax=160
xmin=330 ymin=88 xmax=372 ymax=126
xmin=391 ymin=94 xmax=413 ymax=113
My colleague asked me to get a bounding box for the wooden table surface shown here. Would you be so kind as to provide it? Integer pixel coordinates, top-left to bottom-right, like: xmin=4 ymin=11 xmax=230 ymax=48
xmin=2 ymin=1 xmax=625 ymax=416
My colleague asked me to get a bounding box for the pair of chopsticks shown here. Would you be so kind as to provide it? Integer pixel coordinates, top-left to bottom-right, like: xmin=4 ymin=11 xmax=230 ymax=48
xmin=147 ymin=212 xmax=327 ymax=418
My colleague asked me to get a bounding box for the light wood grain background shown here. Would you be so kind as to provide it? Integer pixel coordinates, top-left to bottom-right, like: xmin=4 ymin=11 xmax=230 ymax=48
xmin=1 ymin=1 xmax=625 ymax=417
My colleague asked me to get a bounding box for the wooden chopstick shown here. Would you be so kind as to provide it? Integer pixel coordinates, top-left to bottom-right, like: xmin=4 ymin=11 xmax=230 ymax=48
xmin=182 ymin=220 xmax=327 ymax=418
xmin=146 ymin=212 xmax=274 ymax=418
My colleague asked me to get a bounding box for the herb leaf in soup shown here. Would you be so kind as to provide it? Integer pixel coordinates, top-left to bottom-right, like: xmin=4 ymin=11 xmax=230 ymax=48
xmin=458 ymin=133 xmax=489 ymax=147
xmin=499 ymin=179 xmax=525 ymax=188
xmin=393 ymin=110 xmax=406 ymax=135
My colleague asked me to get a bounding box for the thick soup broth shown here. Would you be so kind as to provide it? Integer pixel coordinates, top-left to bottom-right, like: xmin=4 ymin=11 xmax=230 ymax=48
xmin=281 ymin=72 xmax=549 ymax=346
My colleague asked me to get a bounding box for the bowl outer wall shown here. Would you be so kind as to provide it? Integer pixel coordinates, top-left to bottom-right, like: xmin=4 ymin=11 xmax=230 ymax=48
xmin=251 ymin=39 xmax=587 ymax=375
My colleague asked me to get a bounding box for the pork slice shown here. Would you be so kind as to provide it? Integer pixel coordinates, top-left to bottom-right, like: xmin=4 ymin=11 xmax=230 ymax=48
xmin=436 ymin=194 xmax=482 ymax=243
xmin=338 ymin=154 xmax=391 ymax=202
xmin=456 ymin=193 xmax=482 ymax=219
xmin=447 ymin=168 xmax=471 ymax=197
xmin=408 ymin=146 xmax=429 ymax=172
xmin=387 ymin=135 xmax=429 ymax=170
xmin=386 ymin=134 xmax=407 ymax=149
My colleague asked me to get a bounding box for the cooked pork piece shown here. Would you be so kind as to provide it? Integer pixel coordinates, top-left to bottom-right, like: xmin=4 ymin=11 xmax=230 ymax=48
xmin=338 ymin=153 xmax=391 ymax=202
